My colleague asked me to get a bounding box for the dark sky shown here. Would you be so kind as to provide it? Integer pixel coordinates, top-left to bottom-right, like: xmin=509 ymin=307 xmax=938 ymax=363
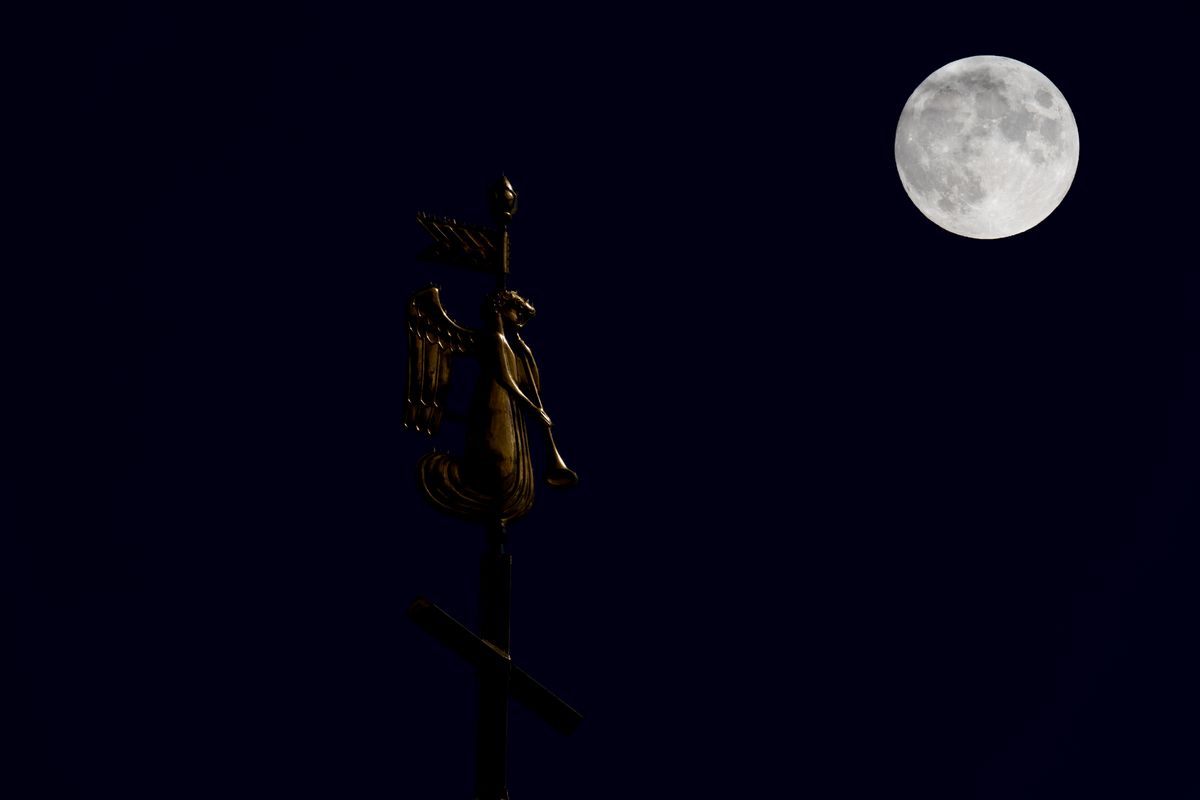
xmin=5 ymin=4 xmax=1197 ymax=799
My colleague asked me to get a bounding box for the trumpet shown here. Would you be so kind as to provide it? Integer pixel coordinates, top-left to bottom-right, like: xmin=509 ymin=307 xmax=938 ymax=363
xmin=542 ymin=427 xmax=578 ymax=488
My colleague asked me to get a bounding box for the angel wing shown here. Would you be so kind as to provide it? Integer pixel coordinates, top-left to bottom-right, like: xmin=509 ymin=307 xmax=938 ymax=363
xmin=405 ymin=285 xmax=477 ymax=435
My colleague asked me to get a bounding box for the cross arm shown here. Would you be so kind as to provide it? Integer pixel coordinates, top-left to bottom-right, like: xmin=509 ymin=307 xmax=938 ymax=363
xmin=407 ymin=596 xmax=583 ymax=736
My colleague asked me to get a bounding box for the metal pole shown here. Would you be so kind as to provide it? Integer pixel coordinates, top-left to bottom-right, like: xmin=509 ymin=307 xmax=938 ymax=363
xmin=475 ymin=519 xmax=512 ymax=800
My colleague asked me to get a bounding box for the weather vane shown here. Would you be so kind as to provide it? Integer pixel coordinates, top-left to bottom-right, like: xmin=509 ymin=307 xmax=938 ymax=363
xmin=407 ymin=176 xmax=581 ymax=800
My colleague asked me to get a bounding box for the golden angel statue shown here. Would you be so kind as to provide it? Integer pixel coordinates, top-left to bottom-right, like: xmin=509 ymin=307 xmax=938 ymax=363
xmin=405 ymin=284 xmax=578 ymax=524
xmin=408 ymin=178 xmax=584 ymax=800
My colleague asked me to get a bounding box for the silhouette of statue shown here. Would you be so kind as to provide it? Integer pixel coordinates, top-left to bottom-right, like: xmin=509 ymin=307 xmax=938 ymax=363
xmin=405 ymin=285 xmax=577 ymax=524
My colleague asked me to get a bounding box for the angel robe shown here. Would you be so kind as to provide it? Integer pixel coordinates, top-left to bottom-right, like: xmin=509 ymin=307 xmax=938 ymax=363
xmin=418 ymin=327 xmax=536 ymax=523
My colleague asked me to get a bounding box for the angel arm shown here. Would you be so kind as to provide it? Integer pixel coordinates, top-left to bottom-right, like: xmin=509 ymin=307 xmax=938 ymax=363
xmin=508 ymin=330 xmax=575 ymax=487
xmin=405 ymin=286 xmax=476 ymax=435
xmin=494 ymin=332 xmax=552 ymax=427
xmin=510 ymin=334 xmax=544 ymax=408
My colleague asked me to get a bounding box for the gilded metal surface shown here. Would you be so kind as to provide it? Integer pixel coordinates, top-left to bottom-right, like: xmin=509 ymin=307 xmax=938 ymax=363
xmin=415 ymin=212 xmax=508 ymax=275
xmin=410 ymin=178 xmax=580 ymax=800
xmin=486 ymin=175 xmax=518 ymax=226
xmin=404 ymin=282 xmax=577 ymax=523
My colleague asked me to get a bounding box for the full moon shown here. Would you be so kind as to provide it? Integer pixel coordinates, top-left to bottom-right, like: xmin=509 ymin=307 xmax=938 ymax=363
xmin=895 ymin=55 xmax=1079 ymax=239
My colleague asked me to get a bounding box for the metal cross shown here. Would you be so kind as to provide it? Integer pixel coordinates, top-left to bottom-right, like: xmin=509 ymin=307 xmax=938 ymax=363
xmin=408 ymin=177 xmax=581 ymax=800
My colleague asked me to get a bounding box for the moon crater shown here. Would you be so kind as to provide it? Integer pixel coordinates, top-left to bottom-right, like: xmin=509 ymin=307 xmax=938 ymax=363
xmin=895 ymin=55 xmax=1079 ymax=239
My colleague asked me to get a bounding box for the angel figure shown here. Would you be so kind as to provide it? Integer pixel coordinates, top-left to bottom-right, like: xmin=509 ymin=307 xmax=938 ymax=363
xmin=405 ymin=285 xmax=577 ymax=524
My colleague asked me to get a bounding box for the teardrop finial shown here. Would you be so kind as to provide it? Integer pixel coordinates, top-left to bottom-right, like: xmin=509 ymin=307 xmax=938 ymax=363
xmin=487 ymin=175 xmax=518 ymax=226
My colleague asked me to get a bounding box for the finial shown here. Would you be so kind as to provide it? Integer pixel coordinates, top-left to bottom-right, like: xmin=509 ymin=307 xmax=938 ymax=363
xmin=487 ymin=175 xmax=518 ymax=226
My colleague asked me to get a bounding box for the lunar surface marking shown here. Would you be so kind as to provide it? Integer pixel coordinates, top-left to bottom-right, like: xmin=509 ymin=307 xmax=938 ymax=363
xmin=895 ymin=55 xmax=1079 ymax=239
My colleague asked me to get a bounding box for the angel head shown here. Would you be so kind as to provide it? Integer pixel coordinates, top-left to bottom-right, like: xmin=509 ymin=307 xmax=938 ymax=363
xmin=485 ymin=289 xmax=536 ymax=329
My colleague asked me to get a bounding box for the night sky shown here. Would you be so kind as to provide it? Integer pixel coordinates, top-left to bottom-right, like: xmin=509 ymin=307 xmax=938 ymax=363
xmin=5 ymin=5 xmax=1197 ymax=798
